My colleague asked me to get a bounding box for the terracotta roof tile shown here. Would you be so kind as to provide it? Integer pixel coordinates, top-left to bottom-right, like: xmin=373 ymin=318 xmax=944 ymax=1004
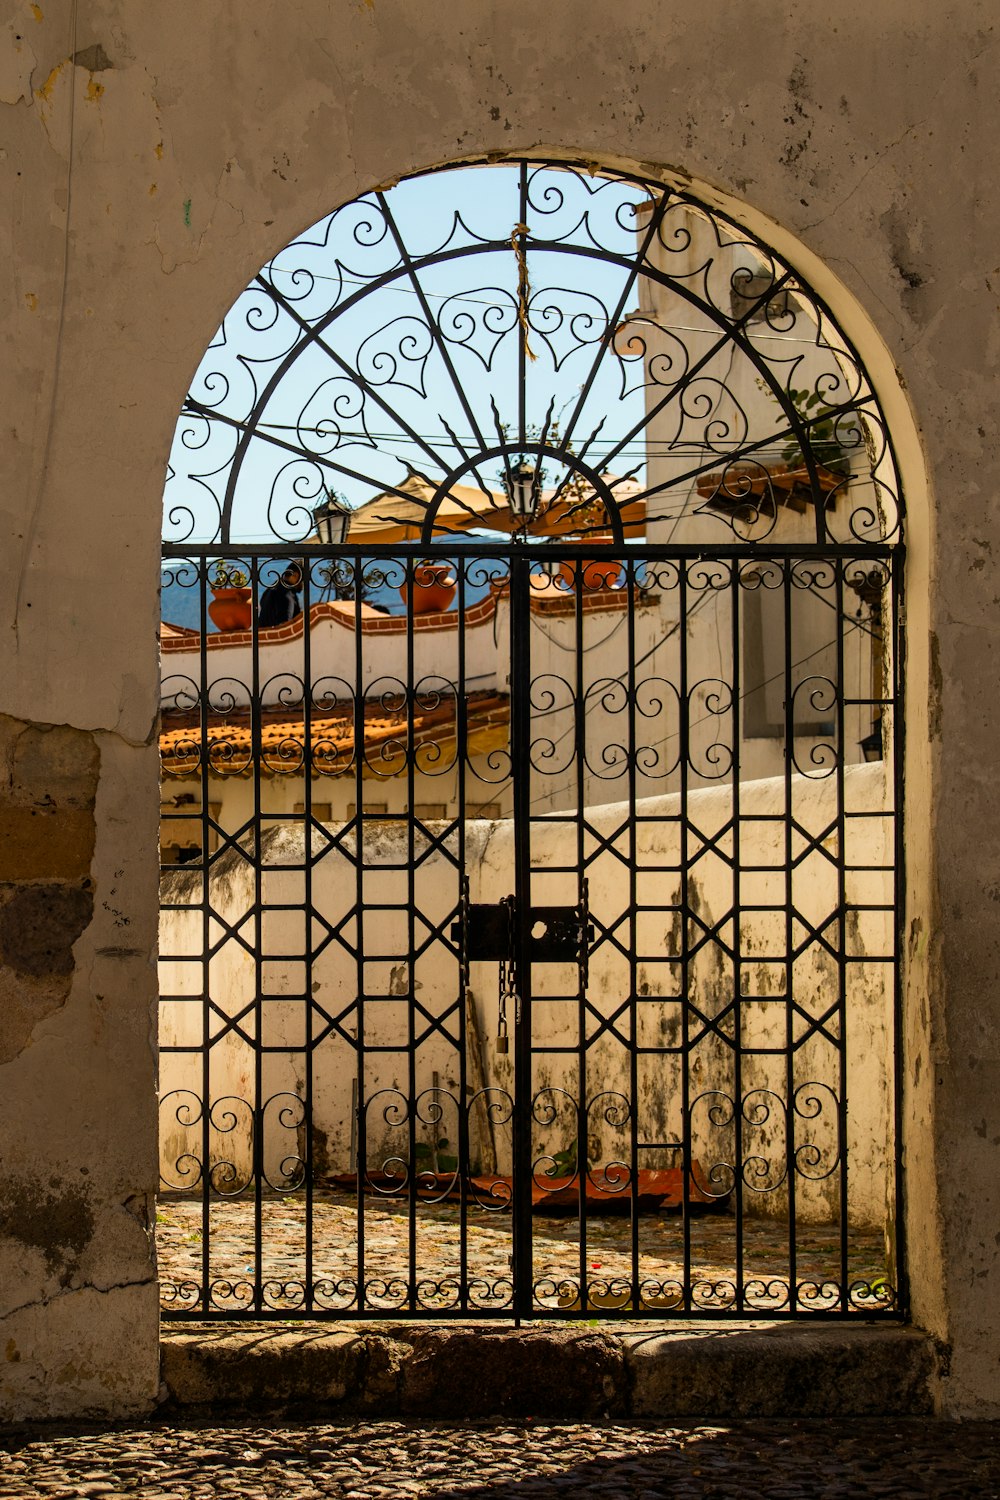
xmin=160 ymin=691 xmax=511 ymax=779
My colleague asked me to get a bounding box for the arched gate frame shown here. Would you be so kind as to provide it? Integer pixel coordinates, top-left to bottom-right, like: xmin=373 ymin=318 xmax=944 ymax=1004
xmin=159 ymin=158 xmax=904 ymax=1321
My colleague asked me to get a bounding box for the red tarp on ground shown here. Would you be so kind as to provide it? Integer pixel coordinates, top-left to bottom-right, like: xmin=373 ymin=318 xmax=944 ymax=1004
xmin=328 ymin=1166 xmax=727 ymax=1214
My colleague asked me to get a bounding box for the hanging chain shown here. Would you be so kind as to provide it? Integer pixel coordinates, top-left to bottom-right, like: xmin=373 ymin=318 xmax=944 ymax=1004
xmin=496 ymin=961 xmax=510 ymax=1056
xmin=496 ymin=894 xmax=519 ymax=1054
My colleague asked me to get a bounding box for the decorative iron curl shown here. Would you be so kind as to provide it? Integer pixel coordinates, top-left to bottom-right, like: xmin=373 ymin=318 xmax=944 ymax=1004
xmin=533 ymin=1275 xmax=580 ymax=1310
xmin=526 ymin=286 xmax=609 ymax=370
xmin=311 ymin=674 xmax=355 ymax=713
xmin=588 ymin=1159 xmax=632 ymax=1196
xmin=362 ymin=1088 xmax=419 ymax=1196
xmin=261 ymin=1092 xmax=307 ymax=1193
xmin=792 ymin=1081 xmax=842 ymax=1181
xmin=158 ymin=1090 xmax=205 ymax=1191
xmin=159 ymin=1151 xmax=203 ymax=1192
xmin=363 ymin=1276 xmax=410 ymax=1309
xmin=743 ymin=1277 xmax=792 ymax=1311
xmin=357 ymin=315 xmax=433 ymax=396
xmin=208 ymin=1277 xmax=256 ymax=1312
xmin=265 ymin=460 xmax=330 ymax=546
xmin=738 ymin=1088 xmax=789 ymax=1194
xmin=688 ymin=676 xmax=734 ymax=780
xmin=200 ymin=676 xmax=245 ymax=716
xmin=849 ymin=1277 xmax=897 ymax=1310
xmin=844 ymin=557 xmax=891 ymax=598
xmin=296 ymin=378 xmax=375 ymax=458
xmin=797 ymin=1279 xmax=843 ymax=1310
xmin=531 ymin=1086 xmax=580 ymax=1192
xmin=467 ymin=1086 xmax=514 ymax=1130
xmin=690 ymin=1278 xmax=738 ymax=1311
xmin=529 ymin=732 xmax=575 ymax=779
xmin=438 ymin=285 xmax=517 ymax=371
xmin=688 ymin=1089 xmax=738 ymax=1199
xmin=415 ymin=1276 xmax=462 ymax=1310
xmin=788 ymin=676 xmax=839 ymax=779
xmin=529 ymin=673 xmax=575 ymax=717
xmin=159 ymin=1279 xmax=201 ymax=1310
xmin=161 ymin=558 xmax=202 ymax=593
xmin=636 ymin=326 xmax=691 ymax=396
xmin=585 ymin=1275 xmax=632 ymax=1310
xmin=312 ymin=1277 xmax=360 ymax=1311
xmin=467 ymin=1274 xmax=514 ymax=1309
xmin=262 ymin=1279 xmax=307 ymax=1311
xmin=637 ymin=1278 xmax=684 ymax=1311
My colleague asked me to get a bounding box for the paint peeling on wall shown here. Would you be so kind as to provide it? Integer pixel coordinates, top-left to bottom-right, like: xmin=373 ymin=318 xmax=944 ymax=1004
xmin=0 ymin=715 xmax=99 ymax=1067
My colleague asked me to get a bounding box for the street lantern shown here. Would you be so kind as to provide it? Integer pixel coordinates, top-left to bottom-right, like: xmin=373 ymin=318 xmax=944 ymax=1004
xmin=504 ymin=457 xmax=542 ymax=524
xmin=312 ymin=491 xmax=351 ymax=545
xmin=859 ymin=717 xmax=882 ymax=763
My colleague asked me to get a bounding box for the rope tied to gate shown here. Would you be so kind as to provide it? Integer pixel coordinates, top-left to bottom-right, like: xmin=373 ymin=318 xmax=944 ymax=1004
xmin=510 ymin=221 xmax=537 ymax=363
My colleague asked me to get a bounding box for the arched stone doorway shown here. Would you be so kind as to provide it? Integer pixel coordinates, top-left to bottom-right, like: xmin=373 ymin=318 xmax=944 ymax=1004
xmin=157 ymin=156 xmax=903 ymax=1323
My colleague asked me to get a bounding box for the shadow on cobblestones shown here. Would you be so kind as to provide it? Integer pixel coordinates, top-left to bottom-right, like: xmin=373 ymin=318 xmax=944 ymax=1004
xmin=2 ymin=1418 xmax=1000 ymax=1498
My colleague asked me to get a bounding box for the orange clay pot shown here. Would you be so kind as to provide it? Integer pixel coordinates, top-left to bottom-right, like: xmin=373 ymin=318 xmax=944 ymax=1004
xmin=557 ymin=539 xmax=623 ymax=593
xmin=399 ymin=564 xmax=457 ymax=615
xmin=208 ymin=586 xmax=253 ymax=632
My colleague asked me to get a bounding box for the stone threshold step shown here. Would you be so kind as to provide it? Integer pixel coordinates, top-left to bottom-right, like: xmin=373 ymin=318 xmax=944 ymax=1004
xmin=160 ymin=1322 xmax=938 ymax=1420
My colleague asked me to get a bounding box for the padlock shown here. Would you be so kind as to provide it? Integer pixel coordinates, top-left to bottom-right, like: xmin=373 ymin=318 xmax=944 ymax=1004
xmin=496 ymin=1015 xmax=509 ymax=1055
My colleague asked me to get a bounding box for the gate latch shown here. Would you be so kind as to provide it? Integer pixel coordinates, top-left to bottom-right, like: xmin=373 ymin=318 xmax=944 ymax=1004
xmin=453 ymin=901 xmax=592 ymax=962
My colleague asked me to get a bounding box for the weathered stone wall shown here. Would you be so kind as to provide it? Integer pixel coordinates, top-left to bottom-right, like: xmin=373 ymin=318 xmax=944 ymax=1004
xmin=0 ymin=713 xmax=159 ymax=1418
xmin=2 ymin=0 xmax=998 ymax=1418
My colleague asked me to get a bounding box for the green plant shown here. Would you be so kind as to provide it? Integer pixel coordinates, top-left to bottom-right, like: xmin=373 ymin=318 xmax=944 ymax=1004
xmin=545 ymin=1139 xmax=593 ymax=1177
xmin=210 ymin=560 xmax=249 ymax=588
xmin=414 ymin=1137 xmax=458 ymax=1173
xmin=322 ymin=558 xmax=378 ymax=605
xmin=779 ymin=387 xmax=855 ymax=478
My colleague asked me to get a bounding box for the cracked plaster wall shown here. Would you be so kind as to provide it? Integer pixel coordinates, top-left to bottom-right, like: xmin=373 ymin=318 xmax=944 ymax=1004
xmin=0 ymin=0 xmax=996 ymax=1419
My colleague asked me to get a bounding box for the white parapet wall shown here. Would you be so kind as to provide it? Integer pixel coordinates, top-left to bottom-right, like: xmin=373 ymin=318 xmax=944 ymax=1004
xmin=160 ymin=761 xmax=893 ymax=1228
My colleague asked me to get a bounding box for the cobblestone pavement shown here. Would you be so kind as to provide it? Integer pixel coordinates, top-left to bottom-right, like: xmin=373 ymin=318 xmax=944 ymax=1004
xmin=157 ymin=1193 xmax=889 ymax=1315
xmin=3 ymin=1418 xmax=1000 ymax=1498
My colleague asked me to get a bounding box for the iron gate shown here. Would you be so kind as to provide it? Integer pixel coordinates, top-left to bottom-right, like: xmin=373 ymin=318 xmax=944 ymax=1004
xmin=158 ymin=158 xmax=904 ymax=1320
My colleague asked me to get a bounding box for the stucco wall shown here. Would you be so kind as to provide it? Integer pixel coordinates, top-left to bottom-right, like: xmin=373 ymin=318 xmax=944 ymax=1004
xmin=2 ymin=0 xmax=997 ymax=1417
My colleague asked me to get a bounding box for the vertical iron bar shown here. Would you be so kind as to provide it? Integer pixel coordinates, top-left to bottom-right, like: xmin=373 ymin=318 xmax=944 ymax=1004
xmin=679 ymin=563 xmax=692 ymax=1308
xmin=782 ymin=559 xmax=797 ymax=1312
xmin=731 ymin=562 xmax=744 ymax=1311
xmin=406 ymin=558 xmax=418 ymax=1312
xmin=626 ymin=556 xmax=640 ymax=1307
xmin=891 ymin=545 xmax=907 ymax=1315
xmin=250 ymin=554 xmax=264 ymax=1313
xmin=302 ymin=559 xmax=315 ymax=1312
xmin=510 ymin=551 xmax=534 ymax=1321
xmin=456 ymin=558 xmax=470 ymax=1311
xmin=198 ymin=557 xmax=212 ymax=1314
xmin=835 ymin=560 xmax=849 ymax=1310
xmin=353 ymin=556 xmax=367 ymax=1311
xmin=572 ymin=553 xmax=588 ymax=1309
